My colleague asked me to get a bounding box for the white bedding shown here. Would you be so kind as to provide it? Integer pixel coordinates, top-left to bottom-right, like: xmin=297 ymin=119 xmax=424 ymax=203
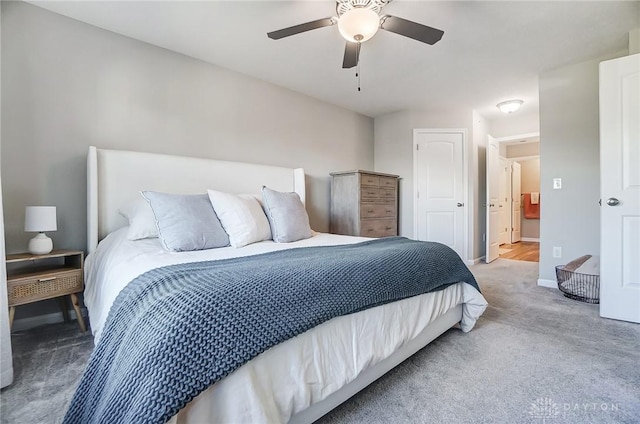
xmin=85 ymin=229 xmax=487 ymax=423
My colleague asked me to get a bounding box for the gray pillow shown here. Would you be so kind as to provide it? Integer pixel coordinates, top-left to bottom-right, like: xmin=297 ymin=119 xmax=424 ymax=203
xmin=141 ymin=191 xmax=229 ymax=252
xmin=261 ymin=186 xmax=312 ymax=243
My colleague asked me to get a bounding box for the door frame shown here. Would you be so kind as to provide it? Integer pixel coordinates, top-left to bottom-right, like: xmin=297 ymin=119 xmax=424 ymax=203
xmin=412 ymin=128 xmax=470 ymax=263
xmin=510 ymin=161 xmax=522 ymax=244
xmin=506 ymin=154 xmax=540 ymax=243
xmin=490 ymin=132 xmax=540 ymax=249
xmin=486 ymin=135 xmax=500 ymax=262
xmin=499 ymin=156 xmax=511 ymax=246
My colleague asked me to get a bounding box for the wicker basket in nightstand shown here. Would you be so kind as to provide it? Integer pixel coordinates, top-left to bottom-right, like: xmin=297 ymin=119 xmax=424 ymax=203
xmin=6 ymin=250 xmax=87 ymax=332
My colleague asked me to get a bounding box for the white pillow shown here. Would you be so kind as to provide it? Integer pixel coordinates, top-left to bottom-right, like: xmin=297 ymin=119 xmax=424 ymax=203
xmin=118 ymin=198 xmax=158 ymax=240
xmin=207 ymin=190 xmax=271 ymax=248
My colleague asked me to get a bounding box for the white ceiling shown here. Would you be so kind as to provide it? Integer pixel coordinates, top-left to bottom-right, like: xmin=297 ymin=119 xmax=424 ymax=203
xmin=30 ymin=1 xmax=639 ymax=119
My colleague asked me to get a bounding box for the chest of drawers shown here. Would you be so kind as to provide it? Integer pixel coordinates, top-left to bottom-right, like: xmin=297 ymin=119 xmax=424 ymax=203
xmin=330 ymin=170 xmax=399 ymax=238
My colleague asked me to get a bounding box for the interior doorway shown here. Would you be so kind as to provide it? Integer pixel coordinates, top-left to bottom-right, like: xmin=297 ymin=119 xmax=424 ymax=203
xmin=488 ymin=132 xmax=541 ymax=263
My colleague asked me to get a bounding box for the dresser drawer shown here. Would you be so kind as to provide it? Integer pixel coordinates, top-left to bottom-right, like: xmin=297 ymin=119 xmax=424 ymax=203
xmin=360 ymin=219 xmax=397 ymax=237
xmin=379 ymin=177 xmax=397 ymax=188
xmin=380 ymin=188 xmax=396 ymax=200
xmin=360 ymin=174 xmax=380 ymax=187
xmin=7 ymin=269 xmax=83 ymax=307
xmin=360 ymin=204 xmax=396 ymax=218
xmin=360 ymin=187 xmax=380 ymax=200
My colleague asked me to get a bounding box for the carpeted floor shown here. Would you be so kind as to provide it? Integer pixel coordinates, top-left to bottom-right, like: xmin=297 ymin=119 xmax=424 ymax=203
xmin=1 ymin=258 xmax=639 ymax=423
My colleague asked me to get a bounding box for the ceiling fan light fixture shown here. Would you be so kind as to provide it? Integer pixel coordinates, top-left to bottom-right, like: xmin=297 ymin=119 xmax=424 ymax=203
xmin=338 ymin=7 xmax=380 ymax=43
xmin=497 ymin=99 xmax=524 ymax=114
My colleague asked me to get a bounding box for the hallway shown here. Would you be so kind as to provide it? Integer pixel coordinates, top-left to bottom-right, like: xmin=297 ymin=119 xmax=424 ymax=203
xmin=499 ymin=241 xmax=539 ymax=262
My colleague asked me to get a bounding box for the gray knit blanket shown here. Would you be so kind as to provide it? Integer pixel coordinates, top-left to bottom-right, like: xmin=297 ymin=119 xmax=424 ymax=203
xmin=63 ymin=237 xmax=478 ymax=424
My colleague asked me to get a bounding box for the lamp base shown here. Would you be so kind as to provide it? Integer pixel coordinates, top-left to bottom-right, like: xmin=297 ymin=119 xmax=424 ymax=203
xmin=28 ymin=233 xmax=53 ymax=255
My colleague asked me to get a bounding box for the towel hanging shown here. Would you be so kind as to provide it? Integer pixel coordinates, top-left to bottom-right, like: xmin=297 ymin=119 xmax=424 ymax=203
xmin=530 ymin=192 xmax=540 ymax=205
xmin=523 ymin=193 xmax=540 ymax=219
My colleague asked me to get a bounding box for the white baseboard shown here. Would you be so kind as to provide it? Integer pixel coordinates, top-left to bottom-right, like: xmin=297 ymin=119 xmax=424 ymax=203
xmin=467 ymin=256 xmax=486 ymax=266
xmin=537 ymin=278 xmax=557 ymax=288
xmin=521 ymin=237 xmax=540 ymax=242
xmin=11 ymin=309 xmax=87 ymax=332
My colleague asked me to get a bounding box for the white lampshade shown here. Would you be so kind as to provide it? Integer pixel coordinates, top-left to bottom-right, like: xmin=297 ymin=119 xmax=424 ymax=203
xmin=24 ymin=206 xmax=57 ymax=232
xmin=338 ymin=7 xmax=380 ymax=43
xmin=497 ymin=99 xmax=524 ymax=114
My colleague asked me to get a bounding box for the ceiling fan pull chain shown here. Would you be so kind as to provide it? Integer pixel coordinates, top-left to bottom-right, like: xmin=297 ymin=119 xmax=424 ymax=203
xmin=356 ymin=42 xmax=361 ymax=92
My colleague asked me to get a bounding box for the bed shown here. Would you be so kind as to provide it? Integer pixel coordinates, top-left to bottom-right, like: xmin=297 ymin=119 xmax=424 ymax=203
xmin=67 ymin=146 xmax=487 ymax=423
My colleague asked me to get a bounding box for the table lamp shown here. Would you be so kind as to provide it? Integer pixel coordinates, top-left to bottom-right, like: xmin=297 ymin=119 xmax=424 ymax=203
xmin=25 ymin=206 xmax=57 ymax=255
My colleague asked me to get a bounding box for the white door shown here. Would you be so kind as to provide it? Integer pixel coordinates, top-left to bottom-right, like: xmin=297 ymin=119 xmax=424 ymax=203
xmin=414 ymin=131 xmax=466 ymax=259
xmin=511 ymin=162 xmax=522 ymax=243
xmin=599 ymin=53 xmax=640 ymax=323
xmin=485 ymin=135 xmax=500 ymax=262
xmin=499 ymin=157 xmax=510 ymax=245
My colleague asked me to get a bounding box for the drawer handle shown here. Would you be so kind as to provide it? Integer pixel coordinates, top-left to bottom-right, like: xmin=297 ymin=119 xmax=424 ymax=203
xmin=368 ymin=228 xmax=374 ymax=232
xmin=386 ymin=210 xmax=392 ymax=213
xmin=367 ymin=209 xmax=374 ymax=213
xmin=38 ymin=277 xmax=57 ymax=282
xmin=385 ymin=227 xmax=393 ymax=230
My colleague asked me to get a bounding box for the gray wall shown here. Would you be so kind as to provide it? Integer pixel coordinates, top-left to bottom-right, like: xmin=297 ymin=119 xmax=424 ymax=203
xmin=490 ymin=111 xmax=540 ymax=139
xmin=373 ymin=108 xmax=483 ymax=261
xmin=538 ymin=53 xmax=622 ymax=283
xmin=1 ymin=1 xmax=374 ymax=255
xmin=1 ymin=2 xmax=373 ymax=322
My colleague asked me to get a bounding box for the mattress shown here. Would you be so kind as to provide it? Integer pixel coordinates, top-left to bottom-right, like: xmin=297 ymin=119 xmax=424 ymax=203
xmin=84 ymin=229 xmax=487 ymax=422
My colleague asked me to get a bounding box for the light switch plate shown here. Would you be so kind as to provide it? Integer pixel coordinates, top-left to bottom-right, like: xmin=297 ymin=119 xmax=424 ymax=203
xmin=553 ymin=178 xmax=562 ymax=189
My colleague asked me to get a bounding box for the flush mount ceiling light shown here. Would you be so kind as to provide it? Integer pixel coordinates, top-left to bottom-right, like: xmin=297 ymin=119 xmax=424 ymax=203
xmin=497 ymin=100 xmax=524 ymax=114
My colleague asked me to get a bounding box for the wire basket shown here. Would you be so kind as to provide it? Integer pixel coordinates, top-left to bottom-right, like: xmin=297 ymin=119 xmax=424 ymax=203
xmin=555 ymin=256 xmax=600 ymax=304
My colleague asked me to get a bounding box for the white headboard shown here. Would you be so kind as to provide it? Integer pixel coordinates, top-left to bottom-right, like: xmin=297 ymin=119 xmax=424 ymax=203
xmin=87 ymin=146 xmax=305 ymax=253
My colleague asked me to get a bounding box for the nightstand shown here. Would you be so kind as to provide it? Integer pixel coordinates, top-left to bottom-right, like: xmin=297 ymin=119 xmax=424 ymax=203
xmin=6 ymin=250 xmax=86 ymax=332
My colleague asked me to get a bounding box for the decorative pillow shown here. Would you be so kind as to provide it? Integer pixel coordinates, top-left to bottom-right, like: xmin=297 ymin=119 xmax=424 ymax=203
xmin=141 ymin=191 xmax=229 ymax=252
xmin=207 ymin=189 xmax=271 ymax=248
xmin=261 ymin=186 xmax=312 ymax=243
xmin=118 ymin=198 xmax=158 ymax=241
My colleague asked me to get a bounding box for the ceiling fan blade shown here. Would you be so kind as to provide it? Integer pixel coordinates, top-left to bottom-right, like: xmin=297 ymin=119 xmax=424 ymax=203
xmin=342 ymin=42 xmax=360 ymax=69
xmin=267 ymin=17 xmax=336 ymax=40
xmin=380 ymin=15 xmax=444 ymax=45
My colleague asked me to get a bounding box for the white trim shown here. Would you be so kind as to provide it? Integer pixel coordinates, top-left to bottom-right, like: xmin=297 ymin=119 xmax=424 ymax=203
xmin=537 ymin=278 xmax=557 ymax=288
xmin=87 ymin=146 xmax=98 ymax=253
xmin=412 ymin=128 xmax=470 ymax=263
xmin=11 ymin=308 xmax=88 ymax=332
xmin=508 ymin=154 xmax=540 ymax=162
xmin=494 ymin=132 xmax=540 ymax=144
xmin=467 ymin=256 xmax=486 ymax=266
xmin=521 ymin=237 xmax=540 ymax=242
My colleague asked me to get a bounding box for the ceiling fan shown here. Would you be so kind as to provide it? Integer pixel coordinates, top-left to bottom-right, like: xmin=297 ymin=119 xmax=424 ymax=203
xmin=267 ymin=0 xmax=444 ymax=69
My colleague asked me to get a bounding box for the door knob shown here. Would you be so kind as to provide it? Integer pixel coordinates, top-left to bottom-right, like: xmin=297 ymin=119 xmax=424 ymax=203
xmin=606 ymin=197 xmax=620 ymax=206
xmin=457 ymin=202 xmax=464 ymax=207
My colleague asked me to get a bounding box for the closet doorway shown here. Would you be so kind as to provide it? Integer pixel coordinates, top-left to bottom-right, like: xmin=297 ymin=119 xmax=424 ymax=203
xmin=495 ymin=133 xmax=540 ymax=263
